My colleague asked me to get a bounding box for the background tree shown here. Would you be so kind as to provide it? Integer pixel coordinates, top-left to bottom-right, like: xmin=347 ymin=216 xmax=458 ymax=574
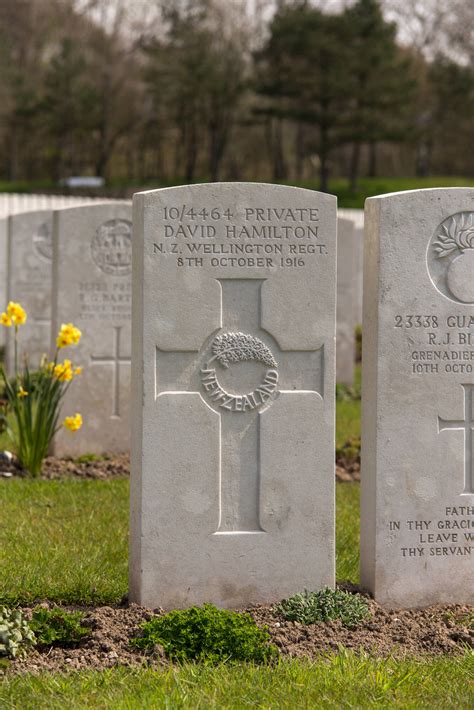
xmin=344 ymin=0 xmax=417 ymax=189
xmin=255 ymin=2 xmax=353 ymax=191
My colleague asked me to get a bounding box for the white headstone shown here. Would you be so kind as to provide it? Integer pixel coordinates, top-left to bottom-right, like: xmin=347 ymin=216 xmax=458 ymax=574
xmin=336 ymin=218 xmax=357 ymax=385
xmin=130 ymin=183 xmax=337 ymax=610
xmin=5 ymin=210 xmax=54 ymax=373
xmin=361 ymin=188 xmax=474 ymax=607
xmin=51 ymin=202 xmax=132 ymax=456
xmin=0 ymin=219 xmax=6 ymax=350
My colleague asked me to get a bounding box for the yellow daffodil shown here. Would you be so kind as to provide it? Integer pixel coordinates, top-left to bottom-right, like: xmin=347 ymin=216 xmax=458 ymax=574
xmin=53 ymin=359 xmax=73 ymax=382
xmin=56 ymin=323 xmax=82 ymax=349
xmin=0 ymin=312 xmax=12 ymax=327
xmin=74 ymin=366 xmax=83 ymax=376
xmin=17 ymin=386 xmax=29 ymax=398
xmin=63 ymin=413 xmax=83 ymax=432
xmin=6 ymin=301 xmax=27 ymax=326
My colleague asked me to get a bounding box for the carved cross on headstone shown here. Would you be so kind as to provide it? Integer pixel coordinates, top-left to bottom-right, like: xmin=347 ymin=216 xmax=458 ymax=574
xmin=438 ymin=383 xmax=474 ymax=494
xmin=156 ymin=278 xmax=324 ymax=534
xmin=90 ymin=325 xmax=131 ymax=418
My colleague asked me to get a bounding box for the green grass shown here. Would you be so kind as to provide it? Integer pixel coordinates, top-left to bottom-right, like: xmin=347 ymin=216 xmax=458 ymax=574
xmin=0 ymin=479 xmax=129 ymax=605
xmin=336 ymin=483 xmax=359 ymax=583
xmin=0 ymin=400 xmax=470 ymax=707
xmin=0 ymin=480 xmax=359 ymax=606
xmin=2 ymin=653 xmax=473 ymax=709
xmin=336 ymin=397 xmax=360 ymax=448
xmin=0 ymin=365 xmax=360 ymax=605
xmin=336 ymin=364 xmax=361 ymax=447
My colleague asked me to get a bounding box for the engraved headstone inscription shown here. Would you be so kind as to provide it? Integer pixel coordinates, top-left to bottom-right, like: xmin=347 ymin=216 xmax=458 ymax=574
xmin=5 ymin=210 xmax=54 ymax=373
xmin=336 ymin=218 xmax=357 ymax=385
xmin=51 ymin=203 xmax=132 ymax=456
xmin=130 ymin=183 xmax=337 ymax=610
xmin=361 ymin=188 xmax=474 ymax=607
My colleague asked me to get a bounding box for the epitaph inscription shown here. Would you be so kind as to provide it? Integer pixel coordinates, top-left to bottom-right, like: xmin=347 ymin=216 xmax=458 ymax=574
xmin=130 ymin=183 xmax=337 ymax=610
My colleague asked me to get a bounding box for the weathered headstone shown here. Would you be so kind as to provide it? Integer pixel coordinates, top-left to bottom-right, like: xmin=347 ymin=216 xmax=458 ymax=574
xmin=336 ymin=218 xmax=357 ymax=385
xmin=130 ymin=183 xmax=337 ymax=610
xmin=361 ymin=188 xmax=474 ymax=607
xmin=5 ymin=210 xmax=54 ymax=373
xmin=0 ymin=219 xmax=6 ymax=350
xmin=51 ymin=202 xmax=132 ymax=456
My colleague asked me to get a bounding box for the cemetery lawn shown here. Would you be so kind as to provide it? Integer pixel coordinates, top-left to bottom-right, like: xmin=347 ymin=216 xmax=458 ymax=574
xmin=1 ymin=480 xmax=359 ymax=605
xmin=1 ymin=473 xmax=472 ymax=706
xmin=1 ymin=388 xmax=471 ymax=705
xmin=2 ymin=654 xmax=473 ymax=709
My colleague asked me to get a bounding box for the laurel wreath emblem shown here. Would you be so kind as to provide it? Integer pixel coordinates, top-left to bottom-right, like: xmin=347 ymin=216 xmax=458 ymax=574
xmin=210 ymin=332 xmax=277 ymax=369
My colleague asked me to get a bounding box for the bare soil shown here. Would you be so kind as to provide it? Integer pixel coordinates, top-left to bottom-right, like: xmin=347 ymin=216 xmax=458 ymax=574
xmin=0 ymin=452 xmax=130 ymax=480
xmin=6 ymin=592 xmax=473 ymax=675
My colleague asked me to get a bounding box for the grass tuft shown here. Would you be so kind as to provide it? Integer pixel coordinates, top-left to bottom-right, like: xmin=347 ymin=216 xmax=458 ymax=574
xmin=1 ymin=653 xmax=473 ymax=709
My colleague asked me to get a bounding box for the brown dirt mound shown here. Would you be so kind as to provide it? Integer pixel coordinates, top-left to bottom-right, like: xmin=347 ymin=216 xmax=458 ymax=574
xmin=6 ymin=592 xmax=473 ymax=675
xmin=0 ymin=453 xmax=130 ymax=480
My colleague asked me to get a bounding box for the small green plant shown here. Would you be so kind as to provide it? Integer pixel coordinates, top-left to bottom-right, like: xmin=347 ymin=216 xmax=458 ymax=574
xmin=0 ymin=607 xmax=36 ymax=659
xmin=132 ymin=604 xmax=278 ymax=664
xmin=336 ymin=436 xmax=361 ymax=469
xmin=336 ymin=382 xmax=361 ymax=402
xmin=30 ymin=607 xmax=91 ymax=648
xmin=0 ymin=304 xmax=84 ymax=476
xmin=443 ymin=610 xmax=474 ymax=628
xmin=275 ymin=588 xmax=370 ymax=628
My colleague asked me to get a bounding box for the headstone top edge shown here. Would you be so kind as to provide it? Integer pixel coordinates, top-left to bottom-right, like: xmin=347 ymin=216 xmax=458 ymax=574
xmin=9 ymin=208 xmax=53 ymax=223
xmin=365 ymin=187 xmax=474 ymax=205
xmin=133 ymin=182 xmax=338 ymax=204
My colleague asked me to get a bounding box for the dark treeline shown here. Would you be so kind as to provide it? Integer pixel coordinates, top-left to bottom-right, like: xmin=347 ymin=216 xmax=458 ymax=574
xmin=0 ymin=0 xmax=473 ymax=191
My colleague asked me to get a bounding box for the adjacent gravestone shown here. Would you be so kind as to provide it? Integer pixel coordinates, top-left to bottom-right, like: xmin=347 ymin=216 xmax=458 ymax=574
xmin=51 ymin=202 xmax=132 ymax=456
xmin=336 ymin=218 xmax=357 ymax=385
xmin=361 ymin=188 xmax=474 ymax=608
xmin=0 ymin=219 xmax=6 ymax=350
xmin=130 ymin=183 xmax=337 ymax=610
xmin=5 ymin=210 xmax=54 ymax=373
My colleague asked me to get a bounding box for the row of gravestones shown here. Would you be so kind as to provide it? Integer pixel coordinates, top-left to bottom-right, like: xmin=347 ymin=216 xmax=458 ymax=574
xmin=0 ymin=194 xmax=117 ymax=350
xmin=0 ymin=202 xmax=132 ymax=456
xmin=0 ymin=199 xmax=362 ymax=454
xmin=0 ymin=192 xmax=116 ymax=218
xmin=1 ymin=184 xmax=473 ymax=612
